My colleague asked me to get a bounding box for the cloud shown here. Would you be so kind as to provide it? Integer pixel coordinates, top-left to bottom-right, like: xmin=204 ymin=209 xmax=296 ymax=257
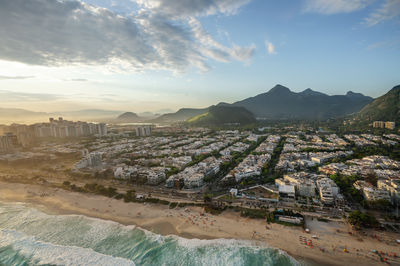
xmin=0 ymin=0 xmax=154 ymax=69
xmin=0 ymin=90 xmax=62 ymax=102
xmin=265 ymin=41 xmax=276 ymax=54
xmin=367 ymin=39 xmax=400 ymax=49
xmin=365 ymin=0 xmax=400 ymax=26
xmin=0 ymin=90 xmax=122 ymax=105
xmin=69 ymin=78 xmax=89 ymax=82
xmin=0 ymin=75 xmax=34 ymax=80
xmin=187 ymin=17 xmax=255 ymax=64
xmin=133 ymin=0 xmax=251 ymax=18
xmin=304 ymin=0 xmax=371 ymax=14
xmin=0 ymin=0 xmax=254 ymax=73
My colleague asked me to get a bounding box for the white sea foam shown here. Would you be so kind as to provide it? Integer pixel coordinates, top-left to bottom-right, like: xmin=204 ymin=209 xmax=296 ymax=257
xmin=0 ymin=229 xmax=136 ymax=266
xmin=174 ymin=235 xmax=258 ymax=248
xmin=0 ymin=201 xmax=301 ymax=266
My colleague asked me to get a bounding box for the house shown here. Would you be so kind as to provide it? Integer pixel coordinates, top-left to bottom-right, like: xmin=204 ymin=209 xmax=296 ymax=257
xmin=316 ymin=177 xmax=340 ymax=205
xmin=378 ymin=179 xmax=400 ymax=204
xmin=184 ymin=173 xmax=204 ymax=188
xmin=229 ymin=188 xmax=238 ymax=197
xmin=240 ymin=185 xmax=279 ymax=202
xmin=354 ymin=180 xmax=392 ymax=202
xmin=279 ymin=185 xmax=295 ymax=202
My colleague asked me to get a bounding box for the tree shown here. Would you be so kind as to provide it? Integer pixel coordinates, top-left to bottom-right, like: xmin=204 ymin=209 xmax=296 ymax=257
xmin=204 ymin=194 xmax=212 ymax=205
xmin=348 ymin=211 xmax=379 ymax=229
xmin=365 ymin=170 xmax=378 ymax=186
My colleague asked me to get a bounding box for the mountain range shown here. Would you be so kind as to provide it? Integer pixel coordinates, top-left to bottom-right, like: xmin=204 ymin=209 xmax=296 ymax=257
xmin=3 ymin=84 xmax=398 ymax=126
xmin=114 ymin=112 xmax=141 ymax=123
xmin=356 ymin=85 xmax=400 ymax=124
xmin=151 ymin=108 xmax=209 ymax=123
xmin=148 ymin=84 xmax=374 ymax=124
xmin=187 ymin=106 xmax=256 ymax=126
xmin=230 ymin=84 xmax=373 ymax=120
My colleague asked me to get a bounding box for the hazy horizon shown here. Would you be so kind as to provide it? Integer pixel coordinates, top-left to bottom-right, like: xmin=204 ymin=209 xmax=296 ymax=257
xmin=0 ymin=82 xmax=393 ymax=114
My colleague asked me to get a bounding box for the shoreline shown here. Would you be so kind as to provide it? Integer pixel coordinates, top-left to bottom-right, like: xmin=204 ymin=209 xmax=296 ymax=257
xmin=0 ymin=181 xmax=398 ymax=266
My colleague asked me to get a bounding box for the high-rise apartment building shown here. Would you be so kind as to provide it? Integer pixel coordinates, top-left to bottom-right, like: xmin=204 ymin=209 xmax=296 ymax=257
xmin=136 ymin=126 xmax=152 ymax=137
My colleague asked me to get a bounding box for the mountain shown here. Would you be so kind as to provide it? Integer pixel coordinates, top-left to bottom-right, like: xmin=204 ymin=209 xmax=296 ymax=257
xmin=151 ymin=107 xmax=209 ymax=123
xmin=232 ymin=84 xmax=373 ymax=120
xmin=155 ymin=108 xmax=175 ymax=114
xmin=0 ymin=108 xmax=49 ymax=124
xmin=356 ymin=85 xmax=400 ymax=124
xmin=138 ymin=112 xmax=156 ymax=117
xmin=0 ymin=107 xmax=47 ymax=117
xmin=187 ymin=106 xmax=256 ymax=126
xmin=114 ymin=112 xmax=141 ymax=123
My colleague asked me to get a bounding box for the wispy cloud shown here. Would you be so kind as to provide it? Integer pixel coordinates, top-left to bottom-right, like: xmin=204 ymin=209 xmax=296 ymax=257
xmin=0 ymin=90 xmax=62 ymax=102
xmin=367 ymin=39 xmax=400 ymax=49
xmin=0 ymin=75 xmax=34 ymax=80
xmin=132 ymin=0 xmax=251 ymax=17
xmin=265 ymin=41 xmax=276 ymax=54
xmin=67 ymin=78 xmax=89 ymax=82
xmin=303 ymin=0 xmax=372 ymax=14
xmin=0 ymin=0 xmax=255 ymax=73
xmin=365 ymin=0 xmax=400 ymax=26
xmin=0 ymin=90 xmax=127 ymax=106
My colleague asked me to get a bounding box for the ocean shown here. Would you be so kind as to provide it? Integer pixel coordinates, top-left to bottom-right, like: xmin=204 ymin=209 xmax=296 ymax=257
xmin=0 ymin=202 xmax=301 ymax=266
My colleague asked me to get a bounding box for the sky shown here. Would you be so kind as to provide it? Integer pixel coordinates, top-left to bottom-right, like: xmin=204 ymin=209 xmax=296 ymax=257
xmin=0 ymin=0 xmax=399 ymax=113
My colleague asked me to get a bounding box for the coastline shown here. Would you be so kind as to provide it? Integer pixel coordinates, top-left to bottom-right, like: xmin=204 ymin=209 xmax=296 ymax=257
xmin=0 ymin=181 xmax=398 ymax=266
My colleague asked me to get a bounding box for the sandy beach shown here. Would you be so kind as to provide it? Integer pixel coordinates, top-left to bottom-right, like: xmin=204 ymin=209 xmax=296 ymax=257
xmin=0 ymin=181 xmax=399 ymax=266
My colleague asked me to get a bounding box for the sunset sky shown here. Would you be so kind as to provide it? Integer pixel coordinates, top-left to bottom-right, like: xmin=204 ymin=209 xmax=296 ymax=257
xmin=0 ymin=0 xmax=399 ymax=112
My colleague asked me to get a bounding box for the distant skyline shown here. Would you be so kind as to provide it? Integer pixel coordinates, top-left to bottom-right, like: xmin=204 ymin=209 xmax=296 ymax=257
xmin=0 ymin=0 xmax=399 ymax=112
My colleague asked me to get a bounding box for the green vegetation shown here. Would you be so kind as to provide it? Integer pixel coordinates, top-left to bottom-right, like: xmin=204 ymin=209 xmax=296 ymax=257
xmin=214 ymin=136 xmax=268 ymax=187
xmin=330 ymin=174 xmax=394 ymax=210
xmin=240 ymin=208 xmax=268 ymax=219
xmin=324 ymin=143 xmax=400 ymax=163
xmin=356 ymin=85 xmax=400 ymax=126
xmin=204 ymin=205 xmax=226 ymax=215
xmin=62 ymin=181 xmax=179 ymax=206
xmin=123 ymin=190 xmax=136 ymax=202
xmin=367 ymin=199 xmax=393 ymax=211
xmin=83 ymin=183 xmax=118 ymax=197
xmin=187 ymin=112 xmax=209 ymax=123
xmin=261 ymin=137 xmax=285 ymax=183
xmin=62 ymin=181 xmax=121 ymax=198
xmin=232 ymin=84 xmax=373 ymax=120
xmin=152 ymin=107 xmax=208 ymax=123
xmin=145 ymin=198 xmax=170 ymax=205
xmin=235 ymin=207 xmax=303 ymax=226
xmin=348 ymin=211 xmax=379 ymax=229
xmin=187 ymin=153 xmax=211 ymax=167
xmin=169 ymin=202 xmax=178 ymax=209
xmin=186 ymin=105 xmax=256 ymax=127
xmin=329 ymin=173 xmax=364 ymax=203
xmin=166 ymin=166 xmax=180 ymax=177
xmin=177 ymin=202 xmax=204 ymax=208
